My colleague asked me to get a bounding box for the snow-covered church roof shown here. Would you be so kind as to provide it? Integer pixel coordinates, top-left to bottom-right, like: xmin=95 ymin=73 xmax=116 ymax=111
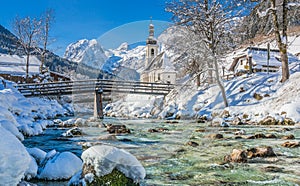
xmin=145 ymin=52 xmax=176 ymax=72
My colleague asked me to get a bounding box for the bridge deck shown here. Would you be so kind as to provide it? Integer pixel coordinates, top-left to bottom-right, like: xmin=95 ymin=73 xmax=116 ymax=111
xmin=15 ymin=79 xmax=174 ymax=97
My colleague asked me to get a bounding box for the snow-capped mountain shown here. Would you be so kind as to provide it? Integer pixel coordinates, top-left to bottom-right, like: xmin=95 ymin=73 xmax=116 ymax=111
xmin=63 ymin=27 xmax=182 ymax=77
xmin=109 ymin=42 xmax=146 ymax=73
xmin=64 ymin=39 xmax=107 ymax=70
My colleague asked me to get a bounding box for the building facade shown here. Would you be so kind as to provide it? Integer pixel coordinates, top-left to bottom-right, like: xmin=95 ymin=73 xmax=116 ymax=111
xmin=140 ymin=24 xmax=176 ymax=84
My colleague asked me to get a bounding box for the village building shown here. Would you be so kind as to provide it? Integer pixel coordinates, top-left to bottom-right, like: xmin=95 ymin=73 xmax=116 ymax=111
xmin=228 ymin=47 xmax=299 ymax=75
xmin=140 ymin=23 xmax=176 ymax=84
xmin=0 ymin=53 xmax=70 ymax=83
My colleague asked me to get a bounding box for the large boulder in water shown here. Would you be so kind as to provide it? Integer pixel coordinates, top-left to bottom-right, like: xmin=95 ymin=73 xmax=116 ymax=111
xmin=37 ymin=150 xmax=82 ymax=180
xmin=70 ymin=145 xmax=145 ymax=185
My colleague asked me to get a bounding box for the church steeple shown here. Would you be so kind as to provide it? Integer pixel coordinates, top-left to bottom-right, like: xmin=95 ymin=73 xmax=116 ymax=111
xmin=145 ymin=20 xmax=158 ymax=68
xmin=146 ymin=23 xmax=157 ymax=45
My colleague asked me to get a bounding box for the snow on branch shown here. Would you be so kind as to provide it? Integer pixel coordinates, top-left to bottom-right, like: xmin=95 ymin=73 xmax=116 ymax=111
xmin=256 ymin=7 xmax=275 ymax=18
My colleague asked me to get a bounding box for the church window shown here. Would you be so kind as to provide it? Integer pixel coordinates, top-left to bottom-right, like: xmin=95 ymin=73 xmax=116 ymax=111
xmin=151 ymin=48 xmax=155 ymax=56
xmin=158 ymin=73 xmax=161 ymax=80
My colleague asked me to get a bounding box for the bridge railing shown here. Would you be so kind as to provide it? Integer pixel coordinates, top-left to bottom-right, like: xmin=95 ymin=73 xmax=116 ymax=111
xmin=15 ymin=79 xmax=174 ymax=97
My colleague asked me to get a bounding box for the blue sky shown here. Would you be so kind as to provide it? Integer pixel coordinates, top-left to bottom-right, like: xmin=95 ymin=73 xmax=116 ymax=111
xmin=0 ymin=0 xmax=172 ymax=56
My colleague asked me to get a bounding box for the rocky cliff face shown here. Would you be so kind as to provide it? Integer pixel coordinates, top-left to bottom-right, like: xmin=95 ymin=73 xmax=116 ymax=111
xmin=236 ymin=1 xmax=300 ymax=43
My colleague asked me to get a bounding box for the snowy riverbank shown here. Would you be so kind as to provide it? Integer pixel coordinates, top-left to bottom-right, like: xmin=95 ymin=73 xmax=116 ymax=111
xmin=0 ymin=78 xmax=78 ymax=184
xmin=105 ymin=60 xmax=300 ymax=123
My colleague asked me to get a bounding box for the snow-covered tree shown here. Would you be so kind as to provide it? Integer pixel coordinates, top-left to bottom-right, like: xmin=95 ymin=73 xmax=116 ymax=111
xmin=39 ymin=9 xmax=55 ymax=74
xmin=162 ymin=27 xmax=210 ymax=87
xmin=166 ymin=0 xmax=247 ymax=107
xmin=13 ymin=10 xmax=55 ymax=80
xmin=14 ymin=16 xmax=41 ymax=80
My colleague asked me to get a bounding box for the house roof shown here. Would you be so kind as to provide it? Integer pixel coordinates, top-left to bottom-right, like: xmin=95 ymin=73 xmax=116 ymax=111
xmin=229 ymin=47 xmax=299 ymax=71
xmin=0 ymin=54 xmax=41 ymax=75
xmin=145 ymin=52 xmax=176 ymax=73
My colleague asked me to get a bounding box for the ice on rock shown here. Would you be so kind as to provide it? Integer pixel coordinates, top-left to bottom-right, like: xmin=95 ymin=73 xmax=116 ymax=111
xmin=0 ymin=126 xmax=31 ymax=185
xmin=81 ymin=145 xmax=146 ymax=182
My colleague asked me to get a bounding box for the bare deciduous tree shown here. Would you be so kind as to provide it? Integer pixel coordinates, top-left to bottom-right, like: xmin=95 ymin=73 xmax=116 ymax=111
xmin=166 ymin=0 xmax=247 ymax=107
xmin=13 ymin=9 xmax=54 ymax=81
xmin=14 ymin=16 xmax=41 ymax=80
xmin=39 ymin=9 xmax=55 ymax=73
xmin=269 ymin=0 xmax=289 ymax=82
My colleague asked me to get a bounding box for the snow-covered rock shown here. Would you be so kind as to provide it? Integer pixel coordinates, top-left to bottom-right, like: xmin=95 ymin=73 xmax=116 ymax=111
xmin=38 ymin=151 xmax=82 ymax=180
xmin=0 ymin=125 xmax=31 ymax=185
xmin=74 ymin=118 xmax=87 ymax=126
xmin=62 ymin=127 xmax=83 ymax=137
xmin=81 ymin=145 xmax=146 ymax=182
xmin=26 ymin=147 xmax=47 ymax=165
xmin=24 ymin=156 xmax=38 ymax=180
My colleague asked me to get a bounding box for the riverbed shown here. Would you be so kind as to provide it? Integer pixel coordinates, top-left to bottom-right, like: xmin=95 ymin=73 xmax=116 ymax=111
xmin=23 ymin=117 xmax=300 ymax=185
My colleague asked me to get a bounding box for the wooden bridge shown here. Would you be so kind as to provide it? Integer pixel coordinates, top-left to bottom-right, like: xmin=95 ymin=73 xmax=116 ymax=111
xmin=15 ymin=79 xmax=174 ymax=118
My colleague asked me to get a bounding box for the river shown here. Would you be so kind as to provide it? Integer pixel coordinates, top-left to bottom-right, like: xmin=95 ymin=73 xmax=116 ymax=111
xmin=23 ymin=117 xmax=300 ymax=185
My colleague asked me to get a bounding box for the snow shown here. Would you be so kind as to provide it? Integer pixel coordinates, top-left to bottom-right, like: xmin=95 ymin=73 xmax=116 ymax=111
xmin=25 ymin=156 xmax=38 ymax=180
xmin=0 ymin=77 xmax=79 ymax=183
xmin=81 ymin=145 xmax=146 ymax=182
xmin=104 ymin=94 xmax=163 ymax=118
xmin=105 ymin=57 xmax=300 ymax=122
xmin=0 ymin=54 xmax=41 ymax=75
xmin=26 ymin=147 xmax=47 ymax=165
xmin=38 ymin=151 xmax=82 ymax=180
xmin=0 ymin=125 xmax=31 ymax=185
xmin=64 ymin=39 xmax=108 ymax=70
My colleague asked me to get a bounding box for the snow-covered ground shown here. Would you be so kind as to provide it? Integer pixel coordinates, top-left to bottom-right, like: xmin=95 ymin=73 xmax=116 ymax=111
xmin=105 ymin=59 xmax=300 ymax=123
xmin=0 ymin=78 xmax=81 ymax=184
xmin=0 ymin=54 xmax=41 ymax=75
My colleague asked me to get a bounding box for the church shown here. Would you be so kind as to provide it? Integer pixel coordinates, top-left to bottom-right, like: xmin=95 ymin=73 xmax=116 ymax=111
xmin=140 ymin=23 xmax=176 ymax=84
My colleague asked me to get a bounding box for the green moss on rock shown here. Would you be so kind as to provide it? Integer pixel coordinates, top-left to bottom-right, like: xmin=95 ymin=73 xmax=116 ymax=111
xmin=86 ymin=169 xmax=139 ymax=186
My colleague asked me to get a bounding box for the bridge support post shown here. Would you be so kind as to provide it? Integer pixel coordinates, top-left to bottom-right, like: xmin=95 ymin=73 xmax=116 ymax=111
xmin=94 ymin=89 xmax=104 ymax=119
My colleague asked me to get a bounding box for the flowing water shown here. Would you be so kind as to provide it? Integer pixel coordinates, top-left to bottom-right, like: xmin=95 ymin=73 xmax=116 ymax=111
xmin=23 ymin=118 xmax=300 ymax=185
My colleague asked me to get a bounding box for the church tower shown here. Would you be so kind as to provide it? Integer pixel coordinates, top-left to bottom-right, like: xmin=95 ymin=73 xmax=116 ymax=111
xmin=145 ymin=23 xmax=158 ymax=68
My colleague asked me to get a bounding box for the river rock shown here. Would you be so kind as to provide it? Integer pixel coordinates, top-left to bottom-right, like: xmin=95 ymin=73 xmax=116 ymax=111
xmin=196 ymin=119 xmax=206 ymax=123
xmin=195 ymin=128 xmax=206 ymax=132
xmin=224 ymin=146 xmax=276 ymax=163
xmin=106 ymin=124 xmax=131 ymax=134
xmin=71 ymin=145 xmax=145 ymax=185
xmin=258 ymin=116 xmax=277 ymax=125
xmin=221 ymin=110 xmax=230 ymax=118
xmin=281 ymin=118 xmax=295 ymax=125
xmin=247 ymin=146 xmax=275 ymax=158
xmin=253 ymin=93 xmax=263 ymax=100
xmin=98 ymin=134 xmax=118 ymax=141
xmin=60 ymin=118 xmax=77 ymax=127
xmin=254 ymin=133 xmax=266 ymax=139
xmin=74 ymin=118 xmax=87 ymax=126
xmin=261 ymin=166 xmax=284 ymax=173
xmin=62 ymin=127 xmax=83 ymax=137
xmin=224 ymin=149 xmax=247 ymax=163
xmin=186 ymin=141 xmax=199 ymax=147
xmin=206 ymin=133 xmax=224 ymax=139
xmin=234 ymin=130 xmax=246 ymax=135
xmin=232 ymin=117 xmax=243 ymax=125
xmin=38 ymin=151 xmax=82 ymax=180
xmin=265 ymin=133 xmax=277 ymax=138
xmin=281 ymin=141 xmax=300 ymax=148
xmin=281 ymin=134 xmax=295 ymax=140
